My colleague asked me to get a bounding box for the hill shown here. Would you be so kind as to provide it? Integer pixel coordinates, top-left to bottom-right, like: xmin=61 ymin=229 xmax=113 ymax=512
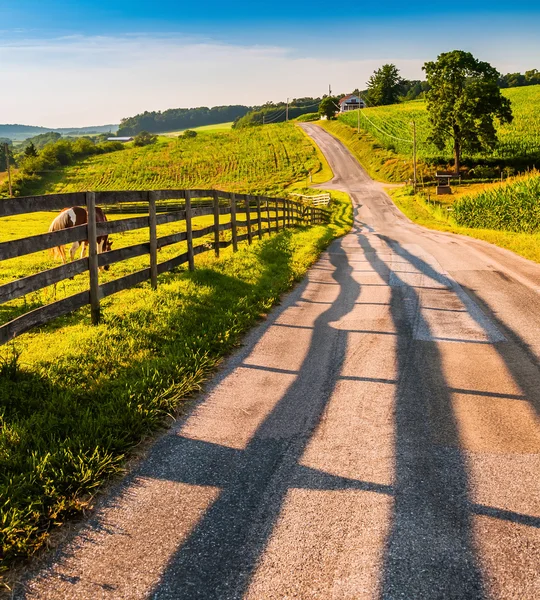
xmin=17 ymin=123 xmax=323 ymax=197
xmin=0 ymin=124 xmax=119 ymax=142
xmin=338 ymin=85 xmax=540 ymax=170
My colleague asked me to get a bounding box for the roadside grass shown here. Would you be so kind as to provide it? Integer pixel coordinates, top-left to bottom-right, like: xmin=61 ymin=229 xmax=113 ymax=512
xmin=0 ymin=192 xmax=353 ymax=581
xmin=389 ymin=186 xmax=540 ymax=263
xmin=317 ymin=120 xmax=417 ymax=183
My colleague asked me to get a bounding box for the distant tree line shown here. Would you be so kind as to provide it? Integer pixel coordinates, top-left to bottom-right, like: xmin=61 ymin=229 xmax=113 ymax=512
xmin=498 ymin=69 xmax=540 ymax=88
xmin=0 ymin=136 xmax=125 ymax=197
xmin=117 ymin=105 xmax=250 ymax=136
xmin=233 ymin=98 xmax=322 ymax=128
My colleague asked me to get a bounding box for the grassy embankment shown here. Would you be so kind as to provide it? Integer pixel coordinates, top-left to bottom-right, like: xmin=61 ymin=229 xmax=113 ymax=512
xmin=0 ymin=122 xmax=351 ymax=580
xmin=159 ymin=121 xmax=234 ymax=136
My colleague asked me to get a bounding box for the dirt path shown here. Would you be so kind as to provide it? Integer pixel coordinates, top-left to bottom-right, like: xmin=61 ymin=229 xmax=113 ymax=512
xmin=18 ymin=124 xmax=540 ymax=600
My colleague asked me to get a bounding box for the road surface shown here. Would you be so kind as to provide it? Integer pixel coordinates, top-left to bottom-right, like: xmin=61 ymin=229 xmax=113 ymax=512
xmin=19 ymin=123 xmax=540 ymax=599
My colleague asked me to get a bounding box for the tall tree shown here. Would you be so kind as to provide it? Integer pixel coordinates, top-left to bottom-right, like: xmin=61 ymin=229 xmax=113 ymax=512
xmin=318 ymin=96 xmax=339 ymax=120
xmin=423 ymin=50 xmax=513 ymax=174
xmin=365 ymin=64 xmax=403 ymax=106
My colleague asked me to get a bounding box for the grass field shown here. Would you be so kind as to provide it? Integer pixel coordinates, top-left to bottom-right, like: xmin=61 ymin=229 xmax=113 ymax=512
xmin=338 ymin=85 xmax=540 ymax=168
xmin=29 ymin=123 xmax=322 ymax=198
xmin=159 ymin=122 xmax=234 ymax=136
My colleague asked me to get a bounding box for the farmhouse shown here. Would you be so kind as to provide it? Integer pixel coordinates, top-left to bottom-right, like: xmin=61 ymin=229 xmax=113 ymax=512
xmin=339 ymin=94 xmax=366 ymax=112
xmin=108 ymin=137 xmax=133 ymax=142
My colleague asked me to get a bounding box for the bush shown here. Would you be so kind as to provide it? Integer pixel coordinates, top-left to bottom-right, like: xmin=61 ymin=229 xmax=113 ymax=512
xmin=183 ymin=129 xmax=197 ymax=138
xmin=133 ymin=131 xmax=158 ymax=147
xmin=295 ymin=113 xmax=319 ymax=123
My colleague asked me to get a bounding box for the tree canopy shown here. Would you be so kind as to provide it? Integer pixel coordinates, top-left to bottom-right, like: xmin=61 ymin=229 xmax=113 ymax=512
xmin=423 ymin=50 xmax=513 ymax=174
xmin=318 ymin=96 xmax=340 ymax=120
xmin=365 ymin=64 xmax=404 ymax=106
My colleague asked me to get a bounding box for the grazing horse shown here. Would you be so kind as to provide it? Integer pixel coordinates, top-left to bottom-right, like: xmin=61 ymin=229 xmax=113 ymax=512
xmin=48 ymin=206 xmax=112 ymax=269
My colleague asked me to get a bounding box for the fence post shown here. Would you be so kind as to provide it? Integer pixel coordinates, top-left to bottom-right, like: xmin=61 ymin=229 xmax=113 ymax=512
xmin=257 ymin=197 xmax=263 ymax=240
xmin=246 ymin=196 xmax=253 ymax=245
xmin=213 ymin=190 xmax=220 ymax=258
xmin=282 ymin=199 xmax=286 ymax=230
xmin=311 ymin=207 xmax=314 ymax=225
xmin=274 ymin=199 xmax=279 ymax=232
xmin=86 ymin=191 xmax=101 ymax=325
xmin=266 ymin=198 xmax=271 ymax=236
xmin=185 ymin=190 xmax=195 ymax=271
xmin=231 ymin=193 xmax=238 ymax=252
xmin=149 ymin=191 xmax=158 ymax=289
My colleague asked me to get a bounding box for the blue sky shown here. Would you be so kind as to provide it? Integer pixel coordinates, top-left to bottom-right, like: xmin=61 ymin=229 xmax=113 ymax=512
xmin=1 ymin=1 xmax=539 ymax=126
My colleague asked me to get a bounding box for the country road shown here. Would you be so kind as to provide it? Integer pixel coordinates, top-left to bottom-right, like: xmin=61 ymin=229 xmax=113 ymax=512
xmin=20 ymin=124 xmax=540 ymax=600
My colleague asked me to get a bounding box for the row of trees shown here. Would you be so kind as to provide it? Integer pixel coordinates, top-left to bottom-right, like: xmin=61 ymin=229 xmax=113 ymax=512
xmin=118 ymin=105 xmax=250 ymax=136
xmin=1 ymin=137 xmax=125 ymax=197
xmin=233 ymin=98 xmax=321 ymax=128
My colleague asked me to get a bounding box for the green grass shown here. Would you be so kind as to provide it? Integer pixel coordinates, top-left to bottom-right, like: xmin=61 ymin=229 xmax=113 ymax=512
xmin=0 ymin=192 xmax=352 ymax=580
xmin=389 ymin=186 xmax=540 ymax=263
xmin=338 ymin=85 xmax=540 ymax=168
xmin=27 ymin=123 xmax=320 ymax=198
xmin=159 ymin=122 xmax=234 ymax=136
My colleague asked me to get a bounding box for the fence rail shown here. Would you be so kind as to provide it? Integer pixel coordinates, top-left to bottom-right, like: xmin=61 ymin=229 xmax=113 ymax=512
xmin=0 ymin=189 xmax=330 ymax=345
xmin=290 ymin=192 xmax=331 ymax=206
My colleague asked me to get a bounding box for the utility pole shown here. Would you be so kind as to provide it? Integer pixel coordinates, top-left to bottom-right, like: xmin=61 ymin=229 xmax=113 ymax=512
xmin=329 ymin=84 xmax=332 ymax=96
xmin=286 ymin=97 xmax=289 ymax=122
xmin=412 ymin=120 xmax=417 ymax=194
xmin=263 ymin=115 xmax=265 ymax=125
xmin=357 ymin=108 xmax=360 ymax=134
xmin=4 ymin=143 xmax=13 ymax=198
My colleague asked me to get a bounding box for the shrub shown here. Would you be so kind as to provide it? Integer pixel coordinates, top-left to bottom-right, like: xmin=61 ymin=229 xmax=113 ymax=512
xmin=183 ymin=130 xmax=198 ymax=138
xmin=133 ymin=131 xmax=158 ymax=147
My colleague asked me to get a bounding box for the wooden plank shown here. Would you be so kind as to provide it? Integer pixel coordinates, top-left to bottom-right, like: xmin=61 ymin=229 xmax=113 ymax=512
xmin=157 ymin=251 xmax=189 ymax=273
xmin=149 ymin=191 xmax=158 ymax=289
xmin=0 ymin=258 xmax=88 ymax=304
xmin=185 ymin=190 xmax=195 ymax=271
xmin=100 ymin=268 xmax=150 ymax=298
xmin=192 ymin=224 xmax=215 ymax=240
xmin=98 ymin=242 xmax=150 ymax=267
xmin=236 ymin=233 xmax=250 ymax=243
xmin=0 ymin=291 xmax=89 ymax=346
xmin=0 ymin=223 xmax=88 ymax=261
xmin=157 ymin=231 xmax=188 ymax=248
xmin=156 ymin=210 xmax=186 ymax=226
xmin=97 ymin=215 xmax=150 ymax=236
xmin=95 ymin=191 xmax=149 ymax=205
xmin=0 ymin=192 xmax=87 ymax=217
xmin=231 ymin=193 xmax=238 ymax=252
xmin=86 ymin=192 xmax=101 ymax=325
xmin=213 ymin=190 xmax=220 ymax=258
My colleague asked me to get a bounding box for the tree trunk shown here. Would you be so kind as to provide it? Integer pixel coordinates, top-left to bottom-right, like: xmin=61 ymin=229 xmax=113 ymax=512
xmin=453 ymin=126 xmax=461 ymax=176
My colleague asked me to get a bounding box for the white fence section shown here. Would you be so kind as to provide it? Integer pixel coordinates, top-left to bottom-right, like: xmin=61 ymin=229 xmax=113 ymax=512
xmin=290 ymin=193 xmax=331 ymax=206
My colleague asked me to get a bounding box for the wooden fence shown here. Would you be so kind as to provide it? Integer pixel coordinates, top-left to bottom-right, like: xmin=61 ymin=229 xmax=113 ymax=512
xmin=290 ymin=192 xmax=331 ymax=206
xmin=0 ymin=189 xmax=329 ymax=345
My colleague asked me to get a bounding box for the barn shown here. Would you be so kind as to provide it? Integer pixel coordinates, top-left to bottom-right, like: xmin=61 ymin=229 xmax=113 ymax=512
xmin=339 ymin=95 xmax=366 ymax=112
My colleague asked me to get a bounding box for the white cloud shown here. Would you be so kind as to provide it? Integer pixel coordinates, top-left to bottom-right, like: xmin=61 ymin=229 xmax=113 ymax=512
xmin=0 ymin=35 xmax=425 ymax=127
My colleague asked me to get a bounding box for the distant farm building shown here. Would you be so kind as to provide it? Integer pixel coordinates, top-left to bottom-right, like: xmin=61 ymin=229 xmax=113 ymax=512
xmin=339 ymin=95 xmax=366 ymax=112
xmin=108 ymin=137 xmax=133 ymax=142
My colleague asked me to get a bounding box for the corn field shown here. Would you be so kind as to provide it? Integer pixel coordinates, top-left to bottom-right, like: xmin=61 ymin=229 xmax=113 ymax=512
xmin=453 ymin=171 xmax=540 ymax=232
xmin=339 ymin=86 xmax=540 ymax=166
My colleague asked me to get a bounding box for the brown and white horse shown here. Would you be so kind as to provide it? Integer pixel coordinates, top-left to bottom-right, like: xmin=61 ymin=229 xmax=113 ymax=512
xmin=48 ymin=206 xmax=112 ymax=268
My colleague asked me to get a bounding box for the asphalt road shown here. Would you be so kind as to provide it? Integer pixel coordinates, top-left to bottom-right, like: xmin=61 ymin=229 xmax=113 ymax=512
xmin=20 ymin=123 xmax=540 ymax=600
